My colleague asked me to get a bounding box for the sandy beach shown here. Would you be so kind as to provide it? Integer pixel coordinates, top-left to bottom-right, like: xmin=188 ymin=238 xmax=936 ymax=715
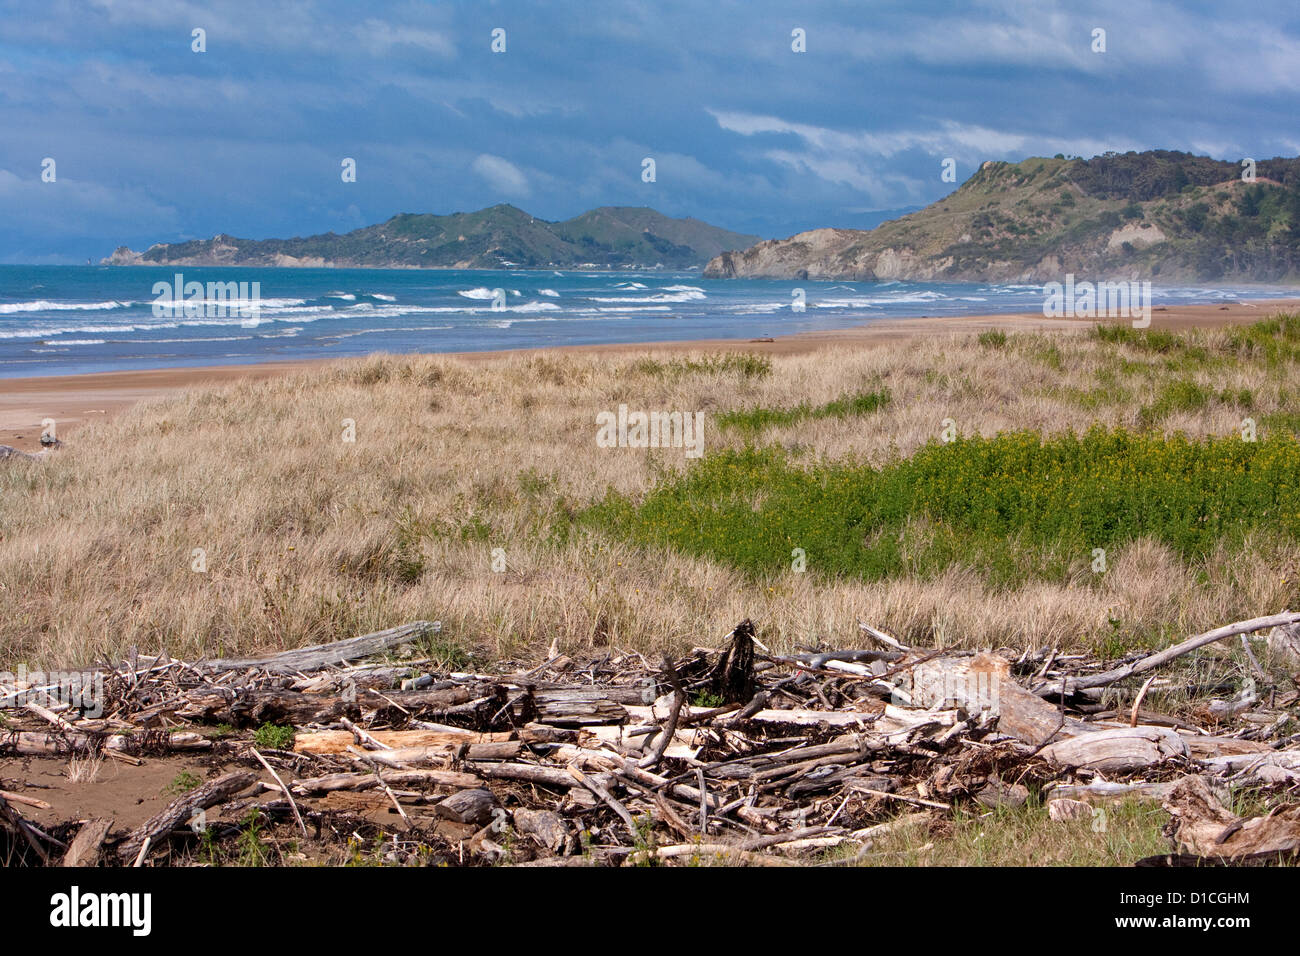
xmin=3 ymin=297 xmax=1297 ymax=452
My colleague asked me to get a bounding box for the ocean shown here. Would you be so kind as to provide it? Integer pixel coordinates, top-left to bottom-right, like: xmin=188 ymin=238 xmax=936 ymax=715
xmin=0 ymin=265 xmax=1290 ymax=378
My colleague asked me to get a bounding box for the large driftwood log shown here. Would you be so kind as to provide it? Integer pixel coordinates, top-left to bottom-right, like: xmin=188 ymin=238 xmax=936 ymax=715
xmin=903 ymin=651 xmax=1089 ymax=745
xmin=174 ymin=683 xmax=489 ymax=726
xmin=200 ymin=621 xmax=439 ymax=674
xmin=1 ymin=728 xmax=210 ymax=757
xmin=116 ymin=770 xmax=256 ymax=862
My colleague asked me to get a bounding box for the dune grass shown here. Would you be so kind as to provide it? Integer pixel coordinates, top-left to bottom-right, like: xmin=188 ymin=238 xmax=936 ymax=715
xmin=2 ymin=315 xmax=1300 ymax=669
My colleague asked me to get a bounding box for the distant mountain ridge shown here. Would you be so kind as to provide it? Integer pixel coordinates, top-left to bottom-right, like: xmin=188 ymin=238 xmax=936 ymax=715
xmin=105 ymin=205 xmax=760 ymax=271
xmin=705 ymin=151 xmax=1300 ymax=283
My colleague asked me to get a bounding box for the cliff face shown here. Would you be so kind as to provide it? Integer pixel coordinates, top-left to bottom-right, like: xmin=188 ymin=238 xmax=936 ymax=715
xmin=705 ymin=152 xmax=1300 ymax=284
xmin=104 ymin=206 xmax=760 ymax=271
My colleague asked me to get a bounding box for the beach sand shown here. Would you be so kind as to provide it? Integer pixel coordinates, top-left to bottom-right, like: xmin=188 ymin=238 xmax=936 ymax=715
xmin=2 ymin=297 xmax=1296 ymax=452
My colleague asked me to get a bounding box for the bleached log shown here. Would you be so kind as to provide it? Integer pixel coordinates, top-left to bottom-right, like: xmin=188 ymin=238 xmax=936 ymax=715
xmin=1040 ymin=726 xmax=1188 ymax=772
xmin=200 ymin=621 xmax=440 ymax=674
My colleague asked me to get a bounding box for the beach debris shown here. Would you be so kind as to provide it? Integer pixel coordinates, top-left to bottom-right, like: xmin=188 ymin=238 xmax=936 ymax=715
xmin=2 ymin=613 xmax=1299 ymax=866
xmin=1157 ymin=775 xmax=1300 ymax=864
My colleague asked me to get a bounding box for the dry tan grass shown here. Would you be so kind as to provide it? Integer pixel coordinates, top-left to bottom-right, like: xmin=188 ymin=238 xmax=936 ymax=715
xmin=1 ymin=323 xmax=1297 ymax=668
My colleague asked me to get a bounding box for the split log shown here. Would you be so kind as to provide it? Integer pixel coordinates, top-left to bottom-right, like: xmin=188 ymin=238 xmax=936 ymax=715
xmin=529 ymin=687 xmax=629 ymax=726
xmin=436 ymin=789 xmax=497 ymax=826
xmin=200 ymin=621 xmax=440 ymax=674
xmin=1039 ymin=726 xmax=1188 ymax=773
xmin=116 ymin=770 xmax=256 ymax=862
xmin=61 ymin=818 xmax=114 ymax=867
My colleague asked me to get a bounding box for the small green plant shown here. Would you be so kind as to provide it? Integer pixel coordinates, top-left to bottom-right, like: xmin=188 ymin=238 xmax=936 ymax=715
xmin=235 ymin=808 xmax=270 ymax=867
xmin=166 ymin=770 xmax=202 ymax=795
xmin=977 ymin=329 xmax=1007 ymax=348
xmin=253 ymin=722 xmax=296 ymax=750
xmin=692 ymin=691 xmax=725 ymax=708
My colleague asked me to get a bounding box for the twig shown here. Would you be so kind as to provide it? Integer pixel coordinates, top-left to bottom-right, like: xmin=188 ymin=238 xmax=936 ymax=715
xmin=250 ymin=747 xmax=307 ymax=837
xmin=1130 ymin=674 xmax=1160 ymax=728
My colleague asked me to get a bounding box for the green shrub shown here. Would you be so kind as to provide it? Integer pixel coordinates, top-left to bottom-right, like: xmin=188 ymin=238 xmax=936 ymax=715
xmin=253 ymin=723 xmax=296 ymax=750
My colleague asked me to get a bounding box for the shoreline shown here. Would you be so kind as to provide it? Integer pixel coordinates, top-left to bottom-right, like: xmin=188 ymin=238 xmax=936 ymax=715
xmin=3 ymin=297 xmax=1297 ymax=452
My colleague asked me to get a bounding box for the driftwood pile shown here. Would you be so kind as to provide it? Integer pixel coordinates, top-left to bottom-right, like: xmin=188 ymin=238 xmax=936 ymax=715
xmin=3 ymin=614 xmax=1300 ymax=867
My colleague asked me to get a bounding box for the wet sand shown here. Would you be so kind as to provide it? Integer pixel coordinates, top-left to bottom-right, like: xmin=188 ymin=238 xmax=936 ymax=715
xmin=2 ymin=297 xmax=1297 ymax=452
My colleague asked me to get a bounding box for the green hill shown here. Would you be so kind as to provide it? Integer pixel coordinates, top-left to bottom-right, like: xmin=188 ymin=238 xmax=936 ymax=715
xmin=105 ymin=205 xmax=759 ymax=271
xmin=705 ymin=151 xmax=1300 ymax=283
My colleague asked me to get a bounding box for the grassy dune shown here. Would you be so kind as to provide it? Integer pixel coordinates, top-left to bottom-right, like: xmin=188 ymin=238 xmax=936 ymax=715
xmin=3 ymin=316 xmax=1300 ymax=669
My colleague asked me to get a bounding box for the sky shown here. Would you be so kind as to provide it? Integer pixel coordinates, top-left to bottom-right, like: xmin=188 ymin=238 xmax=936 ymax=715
xmin=2 ymin=0 xmax=1299 ymax=263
